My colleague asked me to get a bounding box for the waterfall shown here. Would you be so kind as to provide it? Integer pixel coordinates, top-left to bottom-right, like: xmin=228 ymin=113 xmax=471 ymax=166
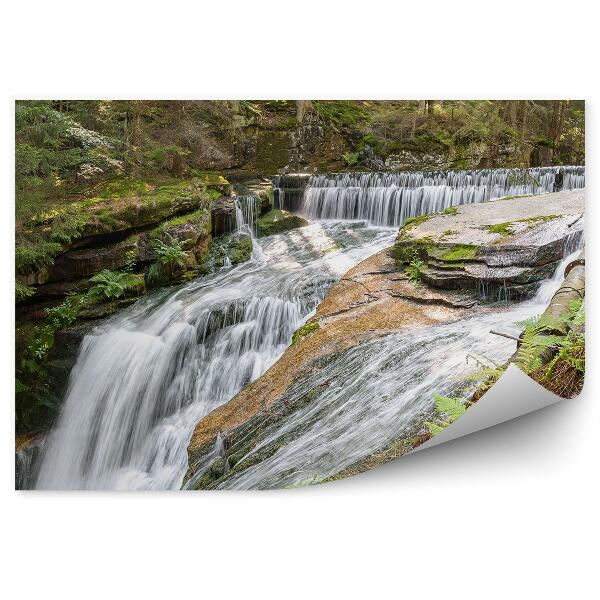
xmin=235 ymin=195 xmax=259 ymax=236
xmin=213 ymin=244 xmax=584 ymax=490
xmin=34 ymin=221 xmax=396 ymax=489
xmin=29 ymin=165 xmax=585 ymax=490
xmin=302 ymin=166 xmax=585 ymax=226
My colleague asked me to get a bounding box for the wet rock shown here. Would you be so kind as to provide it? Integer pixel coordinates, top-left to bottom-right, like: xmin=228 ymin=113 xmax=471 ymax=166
xmin=211 ymin=196 xmax=237 ymax=237
xmin=184 ymin=191 xmax=585 ymax=487
xmin=47 ymin=239 xmax=138 ymax=282
xmin=256 ymin=209 xmax=309 ymax=237
xmin=391 ymin=190 xmax=584 ymax=299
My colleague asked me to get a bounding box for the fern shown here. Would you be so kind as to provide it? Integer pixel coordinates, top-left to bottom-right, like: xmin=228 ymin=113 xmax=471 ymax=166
xmin=405 ymin=258 xmax=424 ymax=285
xmin=426 ymin=393 xmax=468 ymax=436
xmin=147 ymin=236 xmax=188 ymax=284
xmin=88 ymin=270 xmax=143 ymax=300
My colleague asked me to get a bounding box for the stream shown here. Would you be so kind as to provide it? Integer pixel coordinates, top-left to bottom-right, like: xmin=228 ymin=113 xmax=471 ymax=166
xmin=30 ymin=166 xmax=584 ymax=490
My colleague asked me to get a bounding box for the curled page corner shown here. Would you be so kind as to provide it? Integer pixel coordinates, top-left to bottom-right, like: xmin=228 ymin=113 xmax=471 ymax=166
xmin=412 ymin=364 xmax=565 ymax=454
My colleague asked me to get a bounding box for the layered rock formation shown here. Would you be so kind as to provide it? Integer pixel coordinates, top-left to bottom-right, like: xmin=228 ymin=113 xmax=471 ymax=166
xmin=184 ymin=190 xmax=584 ymax=488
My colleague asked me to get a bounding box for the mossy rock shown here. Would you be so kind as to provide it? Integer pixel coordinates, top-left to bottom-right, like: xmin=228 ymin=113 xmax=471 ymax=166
xmin=256 ymin=210 xmax=309 ymax=238
xmin=291 ymin=321 xmax=320 ymax=345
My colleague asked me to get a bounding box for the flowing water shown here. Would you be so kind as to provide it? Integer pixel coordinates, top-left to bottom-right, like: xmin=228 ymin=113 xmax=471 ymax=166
xmin=208 ymin=247 xmax=583 ymax=490
xmin=301 ymin=166 xmax=585 ymax=225
xmin=34 ymin=217 xmax=396 ymax=489
xmin=31 ymin=167 xmax=584 ymax=490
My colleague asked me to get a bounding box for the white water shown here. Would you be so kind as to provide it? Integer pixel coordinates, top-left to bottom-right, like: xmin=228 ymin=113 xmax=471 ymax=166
xmin=32 ymin=168 xmax=584 ymax=490
xmin=213 ymin=248 xmax=583 ymax=490
xmin=302 ymin=166 xmax=585 ymax=226
xmin=35 ymin=218 xmax=396 ymax=489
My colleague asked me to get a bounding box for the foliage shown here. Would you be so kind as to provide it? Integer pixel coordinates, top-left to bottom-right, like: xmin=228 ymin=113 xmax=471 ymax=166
xmin=16 ymin=281 xmax=36 ymax=302
xmin=15 ymin=294 xmax=89 ymax=431
xmin=342 ymin=151 xmax=360 ymax=166
xmin=147 ymin=236 xmax=188 ymax=284
xmin=405 ymin=258 xmax=424 ymax=285
xmin=313 ymin=101 xmax=369 ymax=127
xmin=514 ymin=299 xmax=584 ymax=377
xmin=87 ymin=270 xmax=144 ymax=300
xmin=426 ymin=394 xmax=468 ymax=436
xmin=15 ymin=240 xmax=63 ymax=275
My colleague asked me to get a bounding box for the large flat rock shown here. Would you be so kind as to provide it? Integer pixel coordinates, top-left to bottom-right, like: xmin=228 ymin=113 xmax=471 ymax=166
xmin=184 ymin=190 xmax=585 ymax=488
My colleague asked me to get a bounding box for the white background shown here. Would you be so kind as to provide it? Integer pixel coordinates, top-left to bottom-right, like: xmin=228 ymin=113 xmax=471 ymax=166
xmin=1 ymin=1 xmax=598 ymax=598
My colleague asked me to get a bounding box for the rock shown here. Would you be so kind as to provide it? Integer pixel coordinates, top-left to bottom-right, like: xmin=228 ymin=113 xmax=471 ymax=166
xmin=184 ymin=191 xmax=585 ymax=488
xmin=391 ymin=190 xmax=584 ymax=299
xmin=211 ymin=196 xmax=237 ymax=237
xmin=256 ymin=209 xmax=309 ymax=237
xmin=47 ymin=238 xmax=138 ymax=282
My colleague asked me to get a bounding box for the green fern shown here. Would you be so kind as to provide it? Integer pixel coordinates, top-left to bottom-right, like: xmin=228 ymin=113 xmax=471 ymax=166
xmin=87 ymin=269 xmax=143 ymax=300
xmin=147 ymin=236 xmax=188 ymax=284
xmin=426 ymin=393 xmax=468 ymax=436
xmin=405 ymin=258 xmax=424 ymax=285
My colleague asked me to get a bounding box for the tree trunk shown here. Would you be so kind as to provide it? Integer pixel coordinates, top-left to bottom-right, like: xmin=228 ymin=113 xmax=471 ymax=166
xmin=296 ymin=100 xmax=312 ymax=124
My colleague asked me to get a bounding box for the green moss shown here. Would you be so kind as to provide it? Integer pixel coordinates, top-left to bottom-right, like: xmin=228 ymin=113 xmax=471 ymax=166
xmin=390 ymin=237 xmax=435 ymax=263
xmin=486 ymin=214 xmax=561 ymax=236
xmin=151 ymin=208 xmax=210 ymax=237
xmin=98 ymin=178 xmax=151 ymax=198
xmin=256 ymin=210 xmax=308 ymax=237
xmin=229 ymin=237 xmax=252 ymax=264
xmin=439 ymin=244 xmax=478 ymax=261
xmin=291 ymin=321 xmax=320 ymax=345
xmin=486 ymin=222 xmax=513 ymax=235
xmin=313 ymin=101 xmax=369 ymax=127
xmin=443 ymin=206 xmax=459 ymax=215
xmin=401 ymin=214 xmax=433 ymax=231
xmin=207 ymin=187 xmax=223 ymax=200
xmin=497 ymin=194 xmax=532 ymax=201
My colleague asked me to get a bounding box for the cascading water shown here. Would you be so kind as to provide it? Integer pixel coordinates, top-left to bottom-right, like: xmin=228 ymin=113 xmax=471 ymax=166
xmin=302 ymin=166 xmax=585 ymax=226
xmin=34 ymin=220 xmax=397 ymax=489
xmin=235 ymin=195 xmax=259 ymax=236
xmin=208 ymin=246 xmax=583 ymax=490
xmin=30 ymin=166 xmax=584 ymax=490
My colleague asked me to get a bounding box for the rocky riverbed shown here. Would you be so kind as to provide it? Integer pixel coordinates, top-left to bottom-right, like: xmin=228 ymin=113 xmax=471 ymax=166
xmin=184 ymin=190 xmax=584 ymax=489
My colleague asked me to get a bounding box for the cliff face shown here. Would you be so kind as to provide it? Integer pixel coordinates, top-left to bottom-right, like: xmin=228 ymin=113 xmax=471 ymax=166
xmin=184 ymin=191 xmax=584 ymax=489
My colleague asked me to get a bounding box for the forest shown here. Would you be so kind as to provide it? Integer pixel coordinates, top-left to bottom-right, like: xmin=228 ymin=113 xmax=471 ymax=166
xmin=15 ymin=99 xmax=585 ymax=491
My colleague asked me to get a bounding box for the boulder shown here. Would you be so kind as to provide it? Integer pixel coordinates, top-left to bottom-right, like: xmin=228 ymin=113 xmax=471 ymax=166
xmin=211 ymin=197 xmax=237 ymax=237
xmin=256 ymin=209 xmax=309 ymax=237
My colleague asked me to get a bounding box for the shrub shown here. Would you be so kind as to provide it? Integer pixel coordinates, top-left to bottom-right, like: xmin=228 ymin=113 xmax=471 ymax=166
xmin=147 ymin=236 xmax=188 ymax=284
xmin=87 ymin=269 xmax=144 ymax=300
xmin=405 ymin=258 xmax=424 ymax=285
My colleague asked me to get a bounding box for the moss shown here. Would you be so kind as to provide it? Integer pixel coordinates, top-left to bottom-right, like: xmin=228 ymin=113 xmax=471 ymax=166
xmin=442 ymin=229 xmax=458 ymax=237
xmin=438 ymin=244 xmax=478 ymax=261
xmin=229 ymin=237 xmax=252 ymax=264
xmin=390 ymin=237 xmax=435 ymax=263
xmin=15 ymin=178 xmax=211 ymax=280
xmin=498 ymin=194 xmax=532 ymax=201
xmin=98 ymin=178 xmax=151 ymax=198
xmin=485 ymin=214 xmax=561 ymax=236
xmin=486 ymin=222 xmax=514 ymax=235
xmin=256 ymin=209 xmax=308 ymax=237
xmin=291 ymin=321 xmax=320 ymax=345
xmin=207 ymin=187 xmax=223 ymax=200
xmin=401 ymin=213 xmax=433 ymax=231
xmin=443 ymin=206 xmax=459 ymax=215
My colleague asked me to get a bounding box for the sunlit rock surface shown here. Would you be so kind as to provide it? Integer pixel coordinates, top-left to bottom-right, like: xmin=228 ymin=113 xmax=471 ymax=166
xmin=185 ymin=190 xmax=584 ymax=488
